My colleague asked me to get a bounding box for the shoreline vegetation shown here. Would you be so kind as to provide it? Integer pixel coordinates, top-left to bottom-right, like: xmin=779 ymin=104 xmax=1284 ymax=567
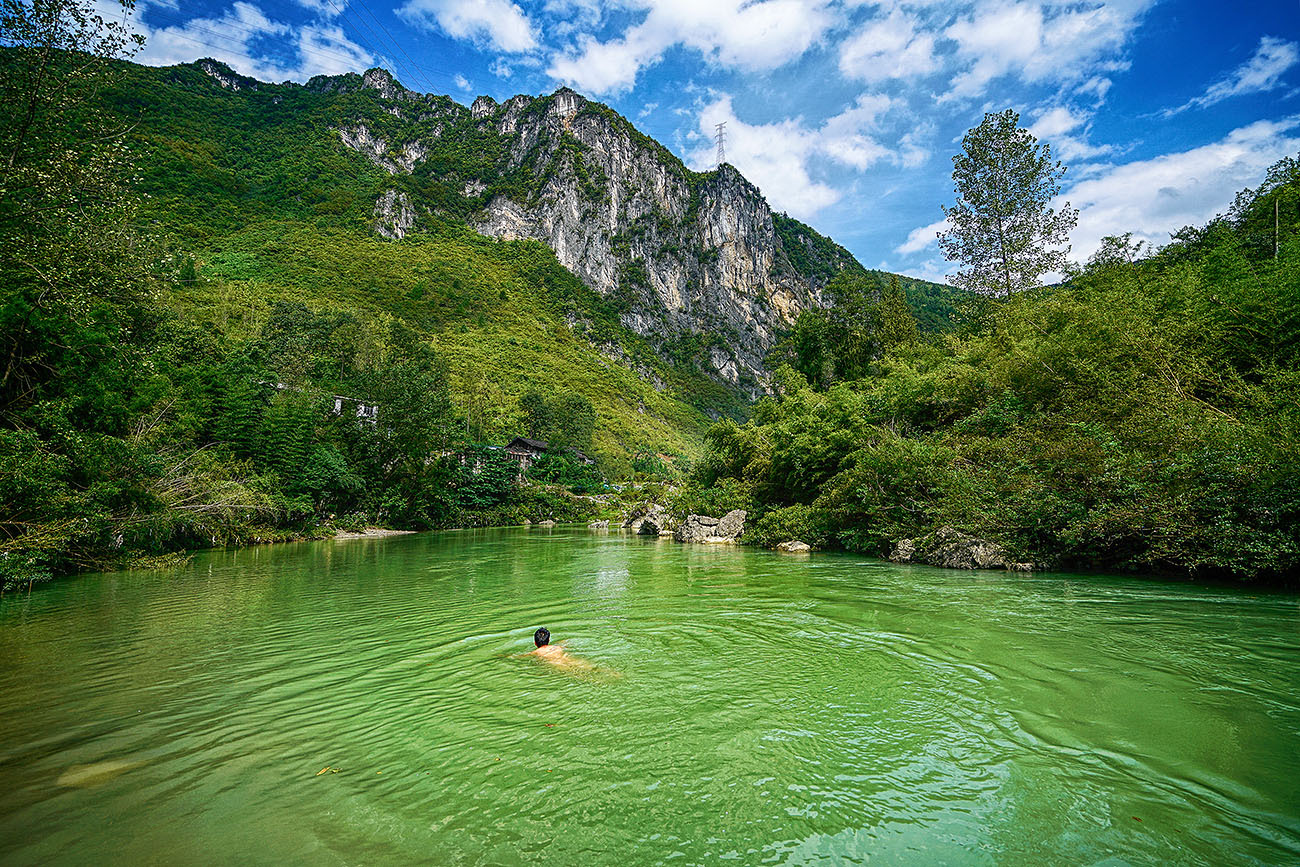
xmin=1 ymin=15 xmax=1297 ymax=590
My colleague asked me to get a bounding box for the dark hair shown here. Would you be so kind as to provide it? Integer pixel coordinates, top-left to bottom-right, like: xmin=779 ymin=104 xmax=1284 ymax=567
xmin=534 ymin=627 xmax=550 ymax=647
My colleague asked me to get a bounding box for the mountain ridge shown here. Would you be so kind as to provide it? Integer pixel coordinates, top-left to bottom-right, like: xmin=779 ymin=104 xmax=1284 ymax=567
xmin=177 ymin=58 xmax=945 ymax=389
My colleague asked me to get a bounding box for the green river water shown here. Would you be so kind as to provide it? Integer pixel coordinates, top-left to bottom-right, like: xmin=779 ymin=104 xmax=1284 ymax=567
xmin=1 ymin=527 xmax=1298 ymax=865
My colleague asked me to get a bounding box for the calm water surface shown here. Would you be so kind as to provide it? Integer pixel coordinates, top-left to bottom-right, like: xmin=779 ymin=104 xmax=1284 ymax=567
xmin=1 ymin=528 xmax=1298 ymax=865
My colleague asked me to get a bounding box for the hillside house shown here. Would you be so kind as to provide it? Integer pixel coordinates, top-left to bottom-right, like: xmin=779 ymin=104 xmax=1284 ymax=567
xmin=505 ymin=437 xmax=594 ymax=475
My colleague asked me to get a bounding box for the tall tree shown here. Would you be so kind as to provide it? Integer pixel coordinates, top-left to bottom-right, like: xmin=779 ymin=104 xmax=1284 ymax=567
xmin=874 ymin=275 xmax=919 ymax=350
xmin=938 ymin=109 xmax=1078 ymax=296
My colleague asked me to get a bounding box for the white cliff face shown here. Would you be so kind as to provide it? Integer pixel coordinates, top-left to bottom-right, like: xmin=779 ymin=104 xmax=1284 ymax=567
xmin=335 ymin=81 xmax=854 ymax=388
xmin=374 ymin=190 xmax=415 ymax=239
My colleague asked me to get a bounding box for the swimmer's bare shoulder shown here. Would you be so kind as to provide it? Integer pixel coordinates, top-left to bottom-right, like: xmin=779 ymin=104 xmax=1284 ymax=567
xmin=527 ymin=627 xmax=609 ymax=673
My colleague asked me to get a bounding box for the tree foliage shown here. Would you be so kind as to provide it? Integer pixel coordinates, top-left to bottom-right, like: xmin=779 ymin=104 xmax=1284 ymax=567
xmin=939 ymin=109 xmax=1078 ymax=296
xmin=695 ymin=155 xmax=1300 ymax=581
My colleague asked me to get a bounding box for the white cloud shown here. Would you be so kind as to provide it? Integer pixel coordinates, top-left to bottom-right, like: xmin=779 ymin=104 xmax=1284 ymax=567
xmin=489 ymin=57 xmax=513 ymax=78
xmin=1165 ymin=36 xmax=1300 ymax=116
xmin=454 ymin=72 xmax=471 ymax=89
xmin=685 ymin=93 xmax=919 ymax=220
xmin=894 ymin=116 xmax=1300 ymax=272
xmin=689 ymin=95 xmax=842 ymax=219
xmin=547 ymin=0 xmax=833 ymax=95
xmin=1028 ymin=105 xmax=1112 ymax=161
xmin=1064 ymin=116 xmax=1300 ymax=261
xmin=839 ymin=9 xmax=939 ymax=82
xmin=398 ymin=0 xmax=538 ymax=54
xmin=133 ymin=1 xmax=374 ymax=81
xmin=287 ymin=0 xmax=343 ymax=19
xmin=895 ymin=217 xmax=949 ymax=254
xmin=943 ymin=0 xmax=1152 ymax=101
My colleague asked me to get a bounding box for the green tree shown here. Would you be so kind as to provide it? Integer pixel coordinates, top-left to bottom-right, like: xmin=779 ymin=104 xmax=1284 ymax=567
xmin=874 ymin=275 xmax=919 ymax=350
xmin=938 ymin=109 xmax=1078 ymax=296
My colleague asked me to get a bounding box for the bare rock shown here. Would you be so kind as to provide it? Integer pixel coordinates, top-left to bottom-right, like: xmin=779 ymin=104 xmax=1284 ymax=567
xmin=777 ymin=540 xmax=811 ymax=553
xmin=889 ymin=538 xmax=916 ymax=563
xmin=715 ymin=509 xmax=746 ymax=539
xmin=626 ymin=504 xmax=673 ymax=535
xmin=675 ymin=510 xmax=745 ymax=543
xmin=536 ymin=519 xmax=557 ymax=527
xmin=374 ymin=190 xmax=415 ymax=239
xmin=587 ymin=519 xmax=609 ymax=529
xmin=891 ymin=527 xmax=1031 ymax=571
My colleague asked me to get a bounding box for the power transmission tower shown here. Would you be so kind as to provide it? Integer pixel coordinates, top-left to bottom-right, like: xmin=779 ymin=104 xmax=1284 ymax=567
xmin=715 ymin=121 xmax=727 ymax=168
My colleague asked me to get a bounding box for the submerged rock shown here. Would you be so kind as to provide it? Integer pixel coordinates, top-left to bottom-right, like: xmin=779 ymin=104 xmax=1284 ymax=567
xmin=777 ymin=540 xmax=811 ymax=553
xmin=57 ymin=759 xmax=145 ymax=788
xmin=890 ymin=527 xmax=1032 ymax=571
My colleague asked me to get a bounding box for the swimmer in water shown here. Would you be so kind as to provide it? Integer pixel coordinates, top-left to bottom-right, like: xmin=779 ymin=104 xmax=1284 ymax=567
xmin=529 ymin=627 xmax=593 ymax=670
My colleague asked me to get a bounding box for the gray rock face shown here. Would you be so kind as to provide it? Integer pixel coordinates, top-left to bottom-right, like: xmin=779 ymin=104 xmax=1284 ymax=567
xmin=675 ymin=510 xmax=745 ymax=543
xmin=536 ymin=519 xmax=557 ymax=527
xmin=777 ymin=540 xmax=811 ymax=552
xmin=587 ymin=519 xmax=610 ymax=529
xmin=890 ymin=527 xmax=1032 ymax=571
xmin=329 ymin=79 xmax=858 ymax=389
xmin=715 ymin=509 xmax=746 ymax=539
xmin=373 ymin=190 xmax=415 ymax=239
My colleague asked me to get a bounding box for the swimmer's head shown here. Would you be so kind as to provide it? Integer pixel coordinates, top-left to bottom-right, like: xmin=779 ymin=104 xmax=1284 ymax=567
xmin=534 ymin=627 xmax=550 ymax=647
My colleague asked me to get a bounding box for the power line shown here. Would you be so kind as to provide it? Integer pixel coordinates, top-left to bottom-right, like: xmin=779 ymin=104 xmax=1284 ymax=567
xmin=715 ymin=121 xmax=726 ymax=168
xmin=343 ymin=0 xmax=441 ymax=95
xmin=318 ymin=0 xmax=438 ymax=95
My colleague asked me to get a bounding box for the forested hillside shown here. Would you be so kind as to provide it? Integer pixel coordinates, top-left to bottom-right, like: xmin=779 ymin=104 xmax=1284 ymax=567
xmin=676 ymin=160 xmax=1300 ymax=581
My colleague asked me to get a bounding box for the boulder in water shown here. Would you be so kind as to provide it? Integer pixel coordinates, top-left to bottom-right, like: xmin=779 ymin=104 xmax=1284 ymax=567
xmin=777 ymin=540 xmax=811 ymax=553
xmin=890 ymin=527 xmax=1032 ymax=571
xmin=675 ymin=510 xmax=745 ymax=543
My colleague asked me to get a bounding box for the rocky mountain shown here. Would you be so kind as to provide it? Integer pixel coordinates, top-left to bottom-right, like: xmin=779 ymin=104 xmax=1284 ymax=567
xmin=285 ymin=66 xmax=862 ymax=389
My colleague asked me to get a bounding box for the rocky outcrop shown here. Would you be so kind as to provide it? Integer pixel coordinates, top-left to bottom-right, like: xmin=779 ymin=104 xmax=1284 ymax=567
xmin=777 ymin=540 xmax=811 ymax=553
xmin=374 ymin=190 xmax=415 ymax=239
xmin=197 ymin=58 xmax=258 ymax=91
xmin=536 ymin=519 xmax=557 ymax=527
xmin=890 ymin=527 xmax=1033 ymax=571
xmin=627 ymin=504 xmax=674 ymax=536
xmin=587 ymin=519 xmax=609 ymax=529
xmin=675 ymin=510 xmax=746 ymax=544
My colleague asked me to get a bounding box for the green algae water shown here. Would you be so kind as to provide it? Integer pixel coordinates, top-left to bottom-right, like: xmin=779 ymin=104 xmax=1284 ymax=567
xmin=1 ymin=528 xmax=1298 ymax=865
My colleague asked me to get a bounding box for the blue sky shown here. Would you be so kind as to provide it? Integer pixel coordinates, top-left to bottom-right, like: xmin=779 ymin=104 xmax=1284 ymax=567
xmin=118 ymin=0 xmax=1300 ymax=281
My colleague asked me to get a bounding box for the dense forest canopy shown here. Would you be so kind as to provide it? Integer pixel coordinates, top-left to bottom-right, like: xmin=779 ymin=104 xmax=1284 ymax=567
xmin=680 ymin=156 xmax=1300 ymax=580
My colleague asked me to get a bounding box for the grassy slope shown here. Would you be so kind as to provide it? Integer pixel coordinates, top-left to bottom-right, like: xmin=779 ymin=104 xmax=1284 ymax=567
xmin=109 ymin=61 xmax=729 ymax=465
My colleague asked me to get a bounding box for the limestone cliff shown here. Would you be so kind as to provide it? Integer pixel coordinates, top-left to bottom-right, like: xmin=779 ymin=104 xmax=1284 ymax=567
xmin=324 ymin=71 xmax=861 ymax=389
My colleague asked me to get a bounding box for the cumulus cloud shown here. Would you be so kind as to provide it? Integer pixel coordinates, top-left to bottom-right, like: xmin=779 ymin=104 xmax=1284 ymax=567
xmin=454 ymin=72 xmax=471 ymax=89
xmin=943 ymin=0 xmax=1152 ymax=101
xmin=1064 ymin=116 xmax=1300 ymax=261
xmin=894 ymin=117 xmax=1300 ymax=268
xmin=547 ymin=0 xmax=833 ymax=95
xmin=839 ymin=8 xmax=938 ymax=82
xmin=895 ymin=218 xmax=949 ymax=254
xmin=1164 ymin=36 xmax=1300 ymax=116
xmin=133 ymin=1 xmax=374 ymax=81
xmin=1028 ymin=105 xmax=1113 ymax=162
xmin=286 ymin=0 xmax=344 ymax=19
xmin=685 ymin=93 xmax=920 ymax=220
xmin=398 ymin=0 xmax=538 ymax=54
